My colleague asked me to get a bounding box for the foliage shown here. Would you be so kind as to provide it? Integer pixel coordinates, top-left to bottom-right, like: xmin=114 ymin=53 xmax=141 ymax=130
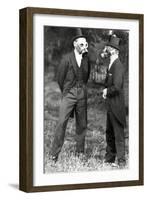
xmin=44 ymin=26 xmax=129 ymax=75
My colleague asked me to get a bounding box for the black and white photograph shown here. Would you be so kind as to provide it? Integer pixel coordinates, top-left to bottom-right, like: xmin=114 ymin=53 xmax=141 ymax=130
xmin=19 ymin=7 xmax=143 ymax=192
xmin=0 ymin=0 xmax=146 ymax=198
xmin=43 ymin=26 xmax=129 ymax=173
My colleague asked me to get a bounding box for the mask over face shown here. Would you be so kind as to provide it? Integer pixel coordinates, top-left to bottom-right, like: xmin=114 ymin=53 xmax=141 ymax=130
xmin=100 ymin=46 xmax=116 ymax=59
xmin=73 ymin=37 xmax=88 ymax=55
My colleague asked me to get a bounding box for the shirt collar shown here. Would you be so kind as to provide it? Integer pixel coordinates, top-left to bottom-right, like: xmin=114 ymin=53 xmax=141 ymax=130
xmin=74 ymin=49 xmax=82 ymax=67
xmin=74 ymin=49 xmax=82 ymax=58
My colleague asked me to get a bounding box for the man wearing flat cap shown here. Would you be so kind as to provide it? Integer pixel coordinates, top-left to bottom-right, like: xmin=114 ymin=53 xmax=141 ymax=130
xmin=51 ymin=35 xmax=90 ymax=161
xmin=101 ymin=35 xmax=126 ymax=167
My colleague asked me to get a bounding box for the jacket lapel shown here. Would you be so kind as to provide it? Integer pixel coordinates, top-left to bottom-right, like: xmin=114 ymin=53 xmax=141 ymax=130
xmin=108 ymin=58 xmax=119 ymax=73
xmin=70 ymin=51 xmax=78 ymax=75
xmin=69 ymin=51 xmax=88 ymax=75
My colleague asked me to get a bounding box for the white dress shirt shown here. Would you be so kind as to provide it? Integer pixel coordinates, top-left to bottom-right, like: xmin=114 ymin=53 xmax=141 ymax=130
xmin=74 ymin=49 xmax=82 ymax=67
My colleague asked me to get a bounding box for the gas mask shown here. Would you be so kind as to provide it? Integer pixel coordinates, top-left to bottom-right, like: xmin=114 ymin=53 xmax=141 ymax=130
xmin=101 ymin=45 xmax=118 ymax=59
xmin=73 ymin=37 xmax=88 ymax=56
xmin=100 ymin=46 xmax=111 ymax=59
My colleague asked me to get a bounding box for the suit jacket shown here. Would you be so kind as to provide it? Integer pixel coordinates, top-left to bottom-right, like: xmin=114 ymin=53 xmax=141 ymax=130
xmin=57 ymin=51 xmax=90 ymax=96
xmin=105 ymin=58 xmax=126 ymax=127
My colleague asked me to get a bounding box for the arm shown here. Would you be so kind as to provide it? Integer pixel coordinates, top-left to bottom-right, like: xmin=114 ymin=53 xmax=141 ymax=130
xmin=84 ymin=55 xmax=91 ymax=83
xmin=57 ymin=57 xmax=68 ymax=92
xmin=107 ymin=65 xmax=124 ymax=97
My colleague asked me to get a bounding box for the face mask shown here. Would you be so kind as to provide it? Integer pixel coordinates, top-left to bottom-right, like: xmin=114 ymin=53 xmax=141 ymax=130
xmin=107 ymin=46 xmax=116 ymax=56
xmin=100 ymin=46 xmax=116 ymax=59
xmin=74 ymin=38 xmax=88 ymax=55
xmin=100 ymin=46 xmax=111 ymax=59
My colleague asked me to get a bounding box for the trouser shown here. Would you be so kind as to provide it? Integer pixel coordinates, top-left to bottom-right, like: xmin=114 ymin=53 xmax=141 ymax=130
xmin=105 ymin=111 xmax=125 ymax=163
xmin=51 ymin=86 xmax=87 ymax=158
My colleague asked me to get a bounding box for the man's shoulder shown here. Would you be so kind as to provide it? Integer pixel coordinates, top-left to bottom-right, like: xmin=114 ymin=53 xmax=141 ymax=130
xmin=113 ymin=58 xmax=123 ymax=69
xmin=62 ymin=51 xmax=74 ymax=60
xmin=113 ymin=58 xmax=125 ymax=76
xmin=115 ymin=58 xmax=123 ymax=65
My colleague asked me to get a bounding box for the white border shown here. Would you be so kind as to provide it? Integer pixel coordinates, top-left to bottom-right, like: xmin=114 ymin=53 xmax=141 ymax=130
xmin=33 ymin=14 xmax=139 ymax=186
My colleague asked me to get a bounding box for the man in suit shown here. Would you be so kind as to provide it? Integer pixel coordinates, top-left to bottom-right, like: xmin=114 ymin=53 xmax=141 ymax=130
xmin=102 ymin=35 xmax=126 ymax=167
xmin=51 ymin=35 xmax=90 ymax=162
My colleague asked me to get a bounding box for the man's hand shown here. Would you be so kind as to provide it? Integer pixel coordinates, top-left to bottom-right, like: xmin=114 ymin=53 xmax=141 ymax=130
xmin=102 ymin=88 xmax=107 ymax=99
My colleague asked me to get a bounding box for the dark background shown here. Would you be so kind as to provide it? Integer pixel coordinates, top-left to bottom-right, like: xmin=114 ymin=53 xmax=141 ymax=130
xmin=44 ymin=26 xmax=129 ymax=80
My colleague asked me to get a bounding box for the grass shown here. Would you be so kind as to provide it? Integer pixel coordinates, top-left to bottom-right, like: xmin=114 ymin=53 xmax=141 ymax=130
xmin=44 ymin=67 xmax=129 ymax=173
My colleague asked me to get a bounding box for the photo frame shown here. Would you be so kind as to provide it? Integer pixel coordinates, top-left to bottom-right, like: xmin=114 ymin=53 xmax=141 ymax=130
xmin=19 ymin=7 xmax=144 ymax=192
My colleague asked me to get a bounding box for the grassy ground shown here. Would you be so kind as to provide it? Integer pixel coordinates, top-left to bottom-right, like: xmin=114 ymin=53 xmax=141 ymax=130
xmin=44 ymin=67 xmax=129 ymax=173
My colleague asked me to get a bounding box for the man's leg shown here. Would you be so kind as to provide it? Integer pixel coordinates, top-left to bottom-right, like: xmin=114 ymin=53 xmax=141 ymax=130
xmin=51 ymin=92 xmax=76 ymax=159
xmin=75 ymin=88 xmax=87 ymax=154
xmin=105 ymin=111 xmax=116 ymax=163
xmin=110 ymin=113 xmax=126 ymax=165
